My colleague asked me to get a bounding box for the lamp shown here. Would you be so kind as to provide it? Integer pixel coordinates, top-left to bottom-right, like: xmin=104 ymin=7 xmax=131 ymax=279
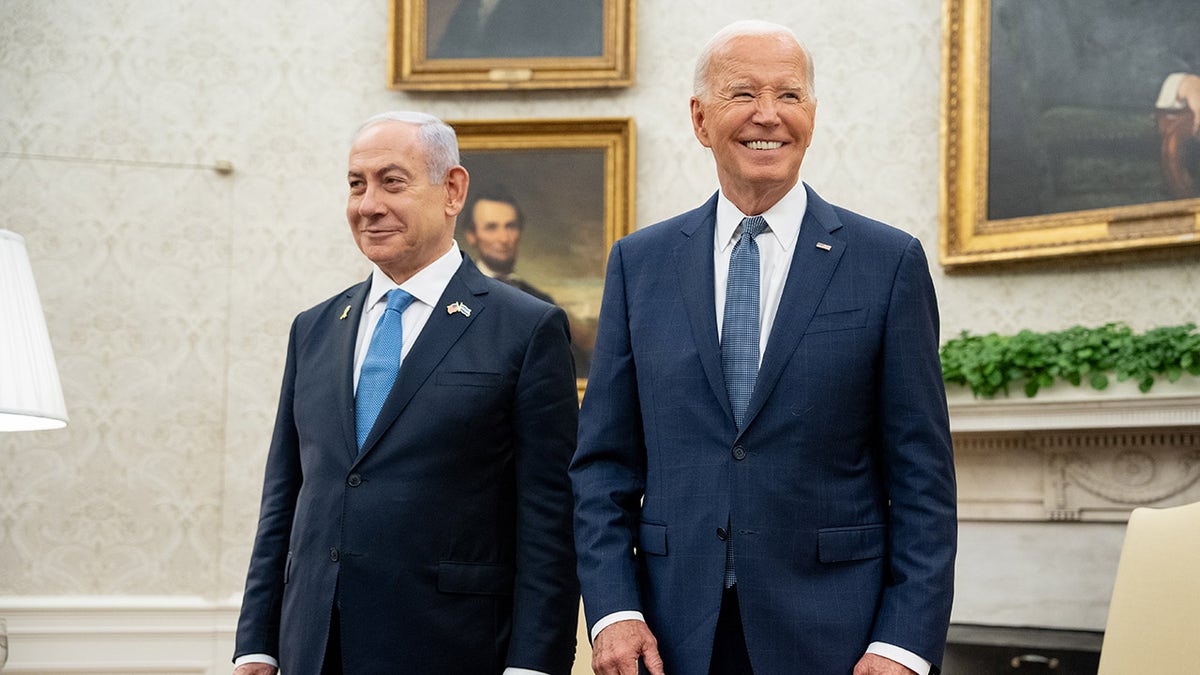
xmin=0 ymin=229 xmax=68 ymax=431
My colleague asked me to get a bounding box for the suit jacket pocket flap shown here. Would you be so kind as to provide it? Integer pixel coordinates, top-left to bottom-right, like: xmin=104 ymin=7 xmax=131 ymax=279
xmin=817 ymin=524 xmax=885 ymax=563
xmin=437 ymin=561 xmax=515 ymax=595
xmin=436 ymin=371 xmax=503 ymax=387
xmin=806 ymin=308 xmax=867 ymax=334
xmin=637 ymin=522 xmax=668 ymax=556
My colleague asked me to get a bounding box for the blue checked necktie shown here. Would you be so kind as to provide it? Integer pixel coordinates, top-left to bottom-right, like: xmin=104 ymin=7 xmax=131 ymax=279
xmin=720 ymin=215 xmax=766 ymax=588
xmin=355 ymin=288 xmax=415 ymax=451
xmin=722 ymin=215 xmax=767 ymax=430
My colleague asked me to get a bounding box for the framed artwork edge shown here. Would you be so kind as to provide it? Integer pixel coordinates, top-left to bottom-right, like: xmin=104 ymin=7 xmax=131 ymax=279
xmin=390 ymin=0 xmax=636 ymax=91
xmin=448 ymin=117 xmax=636 ymax=397
xmin=938 ymin=0 xmax=1200 ymax=270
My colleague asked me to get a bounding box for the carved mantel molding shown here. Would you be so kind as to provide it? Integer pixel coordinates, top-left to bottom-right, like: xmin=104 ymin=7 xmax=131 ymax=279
xmin=948 ymin=377 xmax=1200 ymax=522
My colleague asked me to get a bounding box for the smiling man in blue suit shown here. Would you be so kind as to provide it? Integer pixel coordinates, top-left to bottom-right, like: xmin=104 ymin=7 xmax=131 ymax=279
xmin=232 ymin=112 xmax=580 ymax=675
xmin=570 ymin=20 xmax=957 ymax=675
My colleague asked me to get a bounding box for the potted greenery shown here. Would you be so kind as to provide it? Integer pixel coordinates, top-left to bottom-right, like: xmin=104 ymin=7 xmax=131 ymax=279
xmin=940 ymin=322 xmax=1200 ymax=399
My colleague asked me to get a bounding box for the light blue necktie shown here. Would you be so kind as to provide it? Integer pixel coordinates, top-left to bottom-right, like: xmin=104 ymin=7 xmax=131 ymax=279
xmin=722 ymin=215 xmax=766 ymax=430
xmin=720 ymin=215 xmax=766 ymax=588
xmin=355 ymin=288 xmax=415 ymax=451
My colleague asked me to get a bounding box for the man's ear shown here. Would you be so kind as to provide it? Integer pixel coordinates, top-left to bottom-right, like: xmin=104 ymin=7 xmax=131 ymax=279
xmin=690 ymin=97 xmax=712 ymax=148
xmin=444 ymin=165 xmax=469 ymax=216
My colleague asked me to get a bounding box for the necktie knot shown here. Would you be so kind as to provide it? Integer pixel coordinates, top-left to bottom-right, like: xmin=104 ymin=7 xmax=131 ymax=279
xmin=740 ymin=215 xmax=768 ymax=241
xmin=385 ymin=288 xmax=415 ymax=315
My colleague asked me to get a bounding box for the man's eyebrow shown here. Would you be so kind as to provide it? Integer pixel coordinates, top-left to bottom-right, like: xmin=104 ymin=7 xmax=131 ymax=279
xmin=347 ymin=164 xmax=410 ymax=180
xmin=722 ymin=80 xmax=805 ymax=92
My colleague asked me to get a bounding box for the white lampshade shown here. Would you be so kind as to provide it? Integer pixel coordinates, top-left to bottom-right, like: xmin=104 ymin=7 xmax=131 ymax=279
xmin=0 ymin=229 xmax=68 ymax=431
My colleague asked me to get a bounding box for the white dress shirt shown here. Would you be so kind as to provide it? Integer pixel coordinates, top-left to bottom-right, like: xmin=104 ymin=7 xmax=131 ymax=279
xmin=591 ymin=183 xmax=931 ymax=675
xmin=712 ymin=182 xmax=806 ymax=358
xmin=237 ymin=242 xmax=549 ymax=675
xmin=352 ymin=242 xmax=462 ymax=390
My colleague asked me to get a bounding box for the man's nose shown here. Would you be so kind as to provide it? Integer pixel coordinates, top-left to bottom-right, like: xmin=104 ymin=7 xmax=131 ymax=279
xmin=357 ymin=186 xmax=387 ymax=216
xmin=752 ymin=96 xmax=781 ymax=124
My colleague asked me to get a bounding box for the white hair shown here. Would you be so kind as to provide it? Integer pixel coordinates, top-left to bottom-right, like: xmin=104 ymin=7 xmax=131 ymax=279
xmin=352 ymin=111 xmax=460 ymax=183
xmin=693 ymin=20 xmax=816 ymax=101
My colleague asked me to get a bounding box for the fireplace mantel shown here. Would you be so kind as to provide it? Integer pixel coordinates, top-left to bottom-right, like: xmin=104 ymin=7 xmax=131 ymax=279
xmin=949 ymin=376 xmax=1200 ymax=523
xmin=948 ymin=375 xmax=1200 ymax=433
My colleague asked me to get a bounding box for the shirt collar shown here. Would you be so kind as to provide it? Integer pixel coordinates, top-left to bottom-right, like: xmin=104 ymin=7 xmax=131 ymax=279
xmin=715 ymin=181 xmax=808 ymax=254
xmin=366 ymin=241 xmax=463 ymax=311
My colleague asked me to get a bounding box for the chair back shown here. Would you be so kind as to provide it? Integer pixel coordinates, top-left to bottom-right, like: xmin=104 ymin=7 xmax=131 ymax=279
xmin=1096 ymin=500 xmax=1200 ymax=674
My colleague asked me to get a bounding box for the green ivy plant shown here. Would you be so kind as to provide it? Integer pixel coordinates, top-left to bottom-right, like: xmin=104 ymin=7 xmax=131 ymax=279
xmin=940 ymin=322 xmax=1200 ymax=398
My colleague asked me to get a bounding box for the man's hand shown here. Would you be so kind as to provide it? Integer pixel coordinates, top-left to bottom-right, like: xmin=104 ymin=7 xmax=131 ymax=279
xmin=591 ymin=619 xmax=665 ymax=675
xmin=1178 ymin=73 xmax=1200 ymax=136
xmin=852 ymin=653 xmax=917 ymax=675
xmin=233 ymin=664 xmax=277 ymax=675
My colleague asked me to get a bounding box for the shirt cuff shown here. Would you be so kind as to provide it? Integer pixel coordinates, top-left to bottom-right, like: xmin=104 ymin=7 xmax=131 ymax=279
xmin=590 ymin=610 xmax=647 ymax=642
xmin=233 ymin=654 xmax=279 ymax=669
xmin=1156 ymin=72 xmax=1188 ymax=110
xmin=503 ymin=669 xmax=550 ymax=675
xmin=867 ymin=642 xmax=931 ymax=675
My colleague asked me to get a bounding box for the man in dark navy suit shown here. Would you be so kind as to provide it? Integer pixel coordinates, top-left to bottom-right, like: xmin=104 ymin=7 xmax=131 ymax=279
xmin=571 ymin=20 xmax=957 ymax=675
xmin=233 ymin=111 xmax=579 ymax=675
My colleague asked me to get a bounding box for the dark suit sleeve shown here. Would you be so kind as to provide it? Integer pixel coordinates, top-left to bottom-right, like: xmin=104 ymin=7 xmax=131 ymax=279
xmin=234 ymin=317 xmax=304 ymax=661
xmin=507 ymin=303 xmax=582 ymax=675
xmin=870 ymin=238 xmax=957 ymax=666
xmin=569 ymin=240 xmax=648 ymax=632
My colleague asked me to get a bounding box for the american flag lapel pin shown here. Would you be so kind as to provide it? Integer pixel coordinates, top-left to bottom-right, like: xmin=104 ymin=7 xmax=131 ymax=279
xmin=815 ymin=242 xmax=833 ymax=251
xmin=447 ymin=301 xmax=472 ymax=317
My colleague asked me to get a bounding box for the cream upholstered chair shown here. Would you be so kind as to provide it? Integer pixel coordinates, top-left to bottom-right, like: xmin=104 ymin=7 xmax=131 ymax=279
xmin=1096 ymin=500 xmax=1200 ymax=674
xmin=573 ymin=601 xmax=593 ymax=675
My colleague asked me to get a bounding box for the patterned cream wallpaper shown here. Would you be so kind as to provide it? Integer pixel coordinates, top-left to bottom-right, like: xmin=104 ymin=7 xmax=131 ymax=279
xmin=1 ymin=0 xmax=1197 ymax=598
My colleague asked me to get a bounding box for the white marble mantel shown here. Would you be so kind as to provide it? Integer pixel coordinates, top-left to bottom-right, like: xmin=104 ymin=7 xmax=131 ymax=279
xmin=948 ymin=375 xmax=1200 ymax=631
xmin=949 ymin=374 xmax=1200 ymax=434
xmin=949 ymin=375 xmax=1200 ymax=522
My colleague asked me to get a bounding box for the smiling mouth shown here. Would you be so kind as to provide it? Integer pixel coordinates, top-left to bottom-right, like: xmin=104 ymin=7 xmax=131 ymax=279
xmin=743 ymin=141 xmax=783 ymax=150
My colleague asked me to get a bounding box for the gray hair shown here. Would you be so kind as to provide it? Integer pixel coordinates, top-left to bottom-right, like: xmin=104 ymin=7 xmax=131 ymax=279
xmin=353 ymin=111 xmax=461 ymax=183
xmin=692 ymin=20 xmax=816 ymax=102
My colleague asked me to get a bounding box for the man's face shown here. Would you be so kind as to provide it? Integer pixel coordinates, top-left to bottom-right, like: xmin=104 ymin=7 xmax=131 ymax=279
xmin=345 ymin=121 xmax=467 ymax=283
xmin=690 ymin=33 xmax=817 ymax=211
xmin=466 ymin=199 xmax=521 ymax=274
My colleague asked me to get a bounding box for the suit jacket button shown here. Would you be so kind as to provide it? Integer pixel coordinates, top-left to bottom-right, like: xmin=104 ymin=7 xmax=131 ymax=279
xmin=347 ymin=474 xmax=362 ymax=487
xmin=329 ymin=547 xmax=339 ymax=562
xmin=732 ymin=445 xmax=747 ymax=460
xmin=716 ymin=527 xmax=728 ymax=541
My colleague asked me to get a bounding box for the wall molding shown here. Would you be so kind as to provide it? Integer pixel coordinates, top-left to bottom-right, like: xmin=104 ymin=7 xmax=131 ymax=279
xmin=0 ymin=596 xmax=239 ymax=675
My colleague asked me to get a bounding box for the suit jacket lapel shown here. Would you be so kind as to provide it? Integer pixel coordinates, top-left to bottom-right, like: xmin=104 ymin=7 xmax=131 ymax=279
xmin=356 ymin=256 xmax=487 ymax=459
xmin=336 ymin=280 xmax=372 ymax=460
xmin=672 ymin=194 xmax=733 ymax=423
xmin=740 ymin=185 xmax=845 ymax=435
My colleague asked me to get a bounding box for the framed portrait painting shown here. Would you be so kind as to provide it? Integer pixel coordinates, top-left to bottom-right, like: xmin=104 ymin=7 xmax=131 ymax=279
xmin=940 ymin=0 xmax=1200 ymax=268
xmin=390 ymin=0 xmax=635 ymax=90
xmin=450 ymin=118 xmax=635 ymax=391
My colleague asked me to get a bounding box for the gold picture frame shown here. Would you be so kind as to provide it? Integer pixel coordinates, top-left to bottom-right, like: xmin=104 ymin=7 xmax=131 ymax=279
xmin=940 ymin=0 xmax=1200 ymax=269
xmin=450 ymin=118 xmax=635 ymax=395
xmin=390 ymin=0 xmax=635 ymax=91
